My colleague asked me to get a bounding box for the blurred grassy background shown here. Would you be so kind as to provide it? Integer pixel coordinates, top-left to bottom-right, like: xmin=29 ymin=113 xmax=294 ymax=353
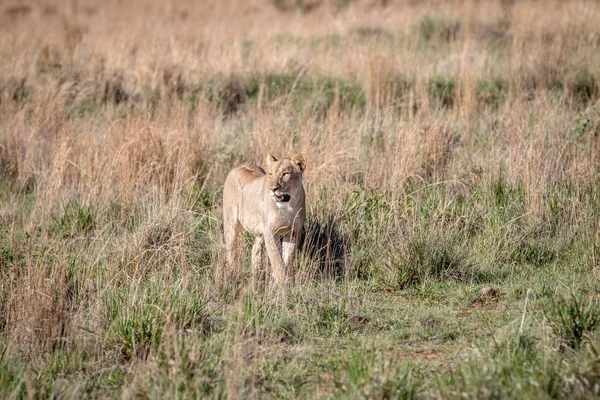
xmin=0 ymin=0 xmax=599 ymax=398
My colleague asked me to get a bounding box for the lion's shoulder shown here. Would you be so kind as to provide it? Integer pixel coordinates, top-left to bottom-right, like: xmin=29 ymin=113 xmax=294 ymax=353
xmin=238 ymin=164 xmax=265 ymax=176
xmin=229 ymin=164 xmax=265 ymax=181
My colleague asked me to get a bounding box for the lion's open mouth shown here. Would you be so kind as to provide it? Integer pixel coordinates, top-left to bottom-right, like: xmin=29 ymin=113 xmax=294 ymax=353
xmin=274 ymin=193 xmax=291 ymax=203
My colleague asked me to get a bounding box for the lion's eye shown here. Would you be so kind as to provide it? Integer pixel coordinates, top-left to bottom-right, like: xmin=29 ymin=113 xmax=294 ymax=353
xmin=283 ymin=172 xmax=289 ymax=176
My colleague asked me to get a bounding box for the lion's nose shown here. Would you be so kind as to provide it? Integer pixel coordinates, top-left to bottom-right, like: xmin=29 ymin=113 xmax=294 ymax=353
xmin=270 ymin=184 xmax=280 ymax=191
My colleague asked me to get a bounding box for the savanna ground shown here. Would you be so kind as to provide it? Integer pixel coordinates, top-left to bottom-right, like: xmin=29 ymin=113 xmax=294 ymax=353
xmin=0 ymin=0 xmax=599 ymax=398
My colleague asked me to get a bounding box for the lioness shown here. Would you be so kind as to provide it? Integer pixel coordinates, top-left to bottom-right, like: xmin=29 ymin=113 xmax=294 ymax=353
xmin=223 ymin=153 xmax=307 ymax=285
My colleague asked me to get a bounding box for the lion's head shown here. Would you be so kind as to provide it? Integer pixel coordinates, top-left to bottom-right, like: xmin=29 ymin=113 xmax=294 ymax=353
xmin=264 ymin=153 xmax=307 ymax=203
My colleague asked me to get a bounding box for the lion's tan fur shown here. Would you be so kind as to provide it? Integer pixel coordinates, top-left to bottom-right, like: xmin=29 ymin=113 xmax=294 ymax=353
xmin=223 ymin=154 xmax=307 ymax=285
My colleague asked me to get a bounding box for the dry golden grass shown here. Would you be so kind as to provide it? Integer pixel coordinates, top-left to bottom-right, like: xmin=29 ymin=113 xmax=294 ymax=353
xmin=0 ymin=0 xmax=599 ymax=398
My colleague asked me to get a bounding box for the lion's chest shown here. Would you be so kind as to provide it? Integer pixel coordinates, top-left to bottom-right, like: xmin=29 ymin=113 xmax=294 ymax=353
xmin=269 ymin=202 xmax=301 ymax=233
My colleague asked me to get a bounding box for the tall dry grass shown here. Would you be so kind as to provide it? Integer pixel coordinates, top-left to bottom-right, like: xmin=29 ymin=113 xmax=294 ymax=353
xmin=0 ymin=0 xmax=599 ymax=397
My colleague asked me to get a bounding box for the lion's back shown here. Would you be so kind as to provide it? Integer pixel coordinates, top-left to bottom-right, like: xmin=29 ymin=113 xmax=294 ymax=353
xmin=224 ymin=164 xmax=265 ymax=189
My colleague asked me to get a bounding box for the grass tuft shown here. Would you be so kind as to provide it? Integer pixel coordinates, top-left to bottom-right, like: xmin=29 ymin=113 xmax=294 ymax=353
xmin=107 ymin=304 xmax=164 ymax=361
xmin=50 ymin=200 xmax=95 ymax=237
xmin=545 ymin=293 xmax=600 ymax=350
xmin=417 ymin=15 xmax=461 ymax=43
xmin=383 ymin=234 xmax=470 ymax=291
xmin=429 ymin=76 xmax=457 ymax=108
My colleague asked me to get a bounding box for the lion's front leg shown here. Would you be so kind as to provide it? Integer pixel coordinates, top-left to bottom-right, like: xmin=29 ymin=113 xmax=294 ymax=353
xmin=282 ymin=239 xmax=297 ymax=270
xmin=281 ymin=239 xmax=297 ymax=285
xmin=251 ymin=235 xmax=265 ymax=280
xmin=264 ymin=233 xmax=286 ymax=285
xmin=282 ymin=225 xmax=302 ymax=272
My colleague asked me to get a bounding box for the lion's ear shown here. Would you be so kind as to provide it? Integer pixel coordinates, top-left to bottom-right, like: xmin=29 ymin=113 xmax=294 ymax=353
xmin=265 ymin=154 xmax=277 ymax=166
xmin=291 ymin=153 xmax=307 ymax=172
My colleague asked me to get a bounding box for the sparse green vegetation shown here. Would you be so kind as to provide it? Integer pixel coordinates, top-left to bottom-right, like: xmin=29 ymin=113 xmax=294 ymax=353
xmin=1 ymin=0 xmax=600 ymax=398
xmin=476 ymin=77 xmax=508 ymax=108
xmin=545 ymin=293 xmax=600 ymax=350
xmin=416 ymin=15 xmax=461 ymax=43
xmin=429 ymin=76 xmax=457 ymax=108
